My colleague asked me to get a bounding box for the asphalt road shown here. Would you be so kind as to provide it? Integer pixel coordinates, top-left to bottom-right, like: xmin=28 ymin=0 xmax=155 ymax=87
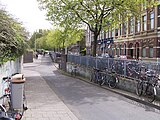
xmin=30 ymin=55 xmax=160 ymax=120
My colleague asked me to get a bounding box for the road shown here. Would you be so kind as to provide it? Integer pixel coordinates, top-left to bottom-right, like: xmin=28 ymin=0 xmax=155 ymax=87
xmin=28 ymin=55 xmax=160 ymax=120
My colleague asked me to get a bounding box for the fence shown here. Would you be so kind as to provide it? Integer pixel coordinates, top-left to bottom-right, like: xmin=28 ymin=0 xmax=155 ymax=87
xmin=67 ymin=55 xmax=160 ymax=79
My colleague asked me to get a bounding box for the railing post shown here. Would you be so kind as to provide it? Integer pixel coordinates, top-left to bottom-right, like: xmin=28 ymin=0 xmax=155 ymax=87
xmin=124 ymin=60 xmax=126 ymax=77
xmin=108 ymin=58 xmax=110 ymax=70
xmin=96 ymin=57 xmax=97 ymax=68
xmin=80 ymin=56 xmax=81 ymax=65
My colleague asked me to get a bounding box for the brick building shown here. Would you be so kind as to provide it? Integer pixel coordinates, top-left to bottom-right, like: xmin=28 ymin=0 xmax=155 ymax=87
xmin=86 ymin=2 xmax=160 ymax=61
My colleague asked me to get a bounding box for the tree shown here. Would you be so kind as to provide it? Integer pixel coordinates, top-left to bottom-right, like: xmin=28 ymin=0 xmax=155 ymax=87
xmin=0 ymin=7 xmax=29 ymax=63
xmin=28 ymin=28 xmax=84 ymax=52
xmin=37 ymin=0 xmax=156 ymax=56
xmin=46 ymin=27 xmax=84 ymax=53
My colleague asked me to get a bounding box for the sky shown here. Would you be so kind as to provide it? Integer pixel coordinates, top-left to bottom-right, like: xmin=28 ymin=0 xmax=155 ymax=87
xmin=0 ymin=0 xmax=53 ymax=34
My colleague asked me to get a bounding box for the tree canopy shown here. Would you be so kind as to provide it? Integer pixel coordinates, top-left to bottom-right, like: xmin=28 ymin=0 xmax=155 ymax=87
xmin=28 ymin=28 xmax=84 ymax=51
xmin=0 ymin=7 xmax=29 ymax=64
xmin=37 ymin=0 xmax=156 ymax=56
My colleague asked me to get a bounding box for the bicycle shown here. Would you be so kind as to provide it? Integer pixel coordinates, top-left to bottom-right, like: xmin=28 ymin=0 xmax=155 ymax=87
xmin=0 ymin=94 xmax=13 ymax=120
xmin=90 ymin=67 xmax=103 ymax=85
xmin=70 ymin=64 xmax=79 ymax=76
xmin=99 ymin=67 xmax=119 ymax=88
xmin=2 ymin=73 xmax=28 ymax=120
xmin=136 ymin=69 xmax=159 ymax=102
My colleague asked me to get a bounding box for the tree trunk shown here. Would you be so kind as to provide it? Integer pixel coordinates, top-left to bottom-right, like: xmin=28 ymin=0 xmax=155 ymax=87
xmin=92 ymin=33 xmax=98 ymax=57
xmin=61 ymin=40 xmax=65 ymax=54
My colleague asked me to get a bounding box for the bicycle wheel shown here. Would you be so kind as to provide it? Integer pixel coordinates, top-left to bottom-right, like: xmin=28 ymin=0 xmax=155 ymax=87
xmin=108 ymin=75 xmax=117 ymax=88
xmin=146 ymin=84 xmax=156 ymax=103
xmin=136 ymin=81 xmax=143 ymax=96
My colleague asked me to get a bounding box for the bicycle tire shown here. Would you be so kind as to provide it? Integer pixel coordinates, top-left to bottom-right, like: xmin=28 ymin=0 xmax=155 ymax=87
xmin=146 ymin=84 xmax=156 ymax=103
xmin=108 ymin=75 xmax=117 ymax=88
xmin=136 ymin=81 xmax=143 ymax=96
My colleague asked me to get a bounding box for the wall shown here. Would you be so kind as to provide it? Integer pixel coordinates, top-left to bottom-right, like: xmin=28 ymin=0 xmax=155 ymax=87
xmin=23 ymin=51 xmax=33 ymax=63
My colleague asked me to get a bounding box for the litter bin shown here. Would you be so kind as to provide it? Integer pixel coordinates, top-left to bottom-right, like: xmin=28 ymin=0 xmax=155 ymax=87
xmin=11 ymin=74 xmax=26 ymax=110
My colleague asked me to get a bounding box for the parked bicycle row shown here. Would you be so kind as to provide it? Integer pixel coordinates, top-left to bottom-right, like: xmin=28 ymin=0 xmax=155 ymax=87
xmin=68 ymin=59 xmax=160 ymax=103
xmin=89 ymin=67 xmax=119 ymax=88
xmin=0 ymin=73 xmax=27 ymax=120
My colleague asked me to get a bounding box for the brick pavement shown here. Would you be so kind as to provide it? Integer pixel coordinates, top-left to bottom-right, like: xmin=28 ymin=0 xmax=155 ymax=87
xmin=22 ymin=59 xmax=79 ymax=120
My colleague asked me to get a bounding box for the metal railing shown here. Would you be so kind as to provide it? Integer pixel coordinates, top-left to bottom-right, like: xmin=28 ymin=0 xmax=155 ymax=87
xmin=67 ymin=55 xmax=160 ymax=79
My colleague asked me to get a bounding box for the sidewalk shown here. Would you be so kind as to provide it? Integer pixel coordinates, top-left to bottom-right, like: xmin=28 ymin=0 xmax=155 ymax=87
xmin=22 ymin=59 xmax=79 ymax=120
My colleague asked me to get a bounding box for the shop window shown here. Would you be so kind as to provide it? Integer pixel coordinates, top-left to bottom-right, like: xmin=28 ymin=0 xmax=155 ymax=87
xmin=142 ymin=47 xmax=146 ymax=57
xmin=115 ymin=48 xmax=118 ymax=56
xmin=119 ymin=45 xmax=122 ymax=55
xmin=149 ymin=47 xmax=153 ymax=58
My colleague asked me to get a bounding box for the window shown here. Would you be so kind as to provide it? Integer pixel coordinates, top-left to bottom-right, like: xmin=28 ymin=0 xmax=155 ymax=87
xmin=142 ymin=15 xmax=147 ymax=31
xmin=106 ymin=31 xmax=108 ymax=38
xmin=112 ymin=46 xmax=114 ymax=56
xmin=111 ymin=29 xmax=115 ymax=37
xmin=108 ymin=29 xmax=111 ymax=38
xmin=150 ymin=12 xmax=154 ymax=29
xmin=149 ymin=47 xmax=153 ymax=58
xmin=115 ymin=29 xmax=118 ymax=36
xmin=129 ymin=17 xmax=134 ymax=33
xmin=136 ymin=19 xmax=141 ymax=32
xmin=120 ymin=24 xmax=122 ymax=36
xmin=123 ymin=23 xmax=127 ymax=35
xmin=142 ymin=47 xmax=146 ymax=57
xmin=115 ymin=47 xmax=118 ymax=56
xmin=119 ymin=45 xmax=122 ymax=55
xmin=102 ymin=30 xmax=105 ymax=39
xmin=124 ymin=44 xmax=126 ymax=55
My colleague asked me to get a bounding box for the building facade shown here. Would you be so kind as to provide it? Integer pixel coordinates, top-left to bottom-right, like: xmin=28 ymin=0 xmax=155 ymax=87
xmin=86 ymin=1 xmax=160 ymax=61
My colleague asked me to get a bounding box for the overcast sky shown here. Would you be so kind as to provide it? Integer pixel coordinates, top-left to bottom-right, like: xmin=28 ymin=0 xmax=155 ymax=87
xmin=0 ymin=0 xmax=52 ymax=34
